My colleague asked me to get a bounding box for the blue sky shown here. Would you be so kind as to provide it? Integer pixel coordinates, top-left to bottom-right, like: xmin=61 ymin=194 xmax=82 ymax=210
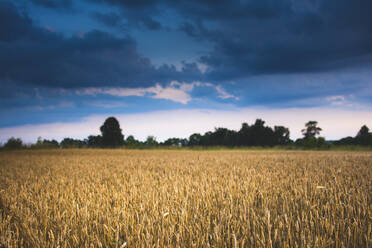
xmin=1 ymin=0 xmax=372 ymax=143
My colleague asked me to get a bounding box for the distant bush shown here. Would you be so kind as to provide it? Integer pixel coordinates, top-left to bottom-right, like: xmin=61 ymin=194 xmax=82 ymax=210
xmin=3 ymin=137 xmax=24 ymax=150
xmin=60 ymin=138 xmax=86 ymax=148
xmin=31 ymin=137 xmax=59 ymax=149
xmin=295 ymin=137 xmax=330 ymax=149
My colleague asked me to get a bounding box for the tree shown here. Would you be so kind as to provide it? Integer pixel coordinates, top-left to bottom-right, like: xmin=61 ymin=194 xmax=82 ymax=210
xmin=126 ymin=135 xmax=142 ymax=147
xmin=356 ymin=125 xmax=371 ymax=146
xmin=32 ymin=137 xmax=59 ymax=149
xmin=3 ymin=137 xmax=23 ymax=149
xmin=188 ymin=133 xmax=202 ymax=146
xmin=357 ymin=125 xmax=369 ymax=137
xmin=209 ymin=128 xmax=237 ymax=147
xmin=145 ymin=136 xmax=158 ymax=146
xmin=238 ymin=122 xmax=251 ymax=146
xmin=42 ymin=139 xmax=59 ymax=148
xmin=60 ymin=138 xmax=85 ymax=148
xmin=274 ymin=126 xmax=290 ymax=145
xmin=162 ymin=138 xmax=188 ymax=147
xmin=334 ymin=136 xmax=355 ymax=146
xmin=186 ymin=120 xmax=292 ymax=147
xmin=86 ymin=135 xmax=102 ymax=148
xmin=100 ymin=117 xmax=124 ymax=148
xmin=246 ymin=119 xmax=275 ymax=146
xmin=301 ymin=121 xmax=322 ymax=139
xmin=200 ymin=131 xmax=213 ymax=146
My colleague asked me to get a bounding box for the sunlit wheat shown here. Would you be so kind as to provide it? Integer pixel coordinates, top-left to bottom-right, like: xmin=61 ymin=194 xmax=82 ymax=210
xmin=0 ymin=149 xmax=371 ymax=247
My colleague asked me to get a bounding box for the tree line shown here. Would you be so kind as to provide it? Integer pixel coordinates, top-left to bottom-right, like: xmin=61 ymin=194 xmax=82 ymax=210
xmin=1 ymin=117 xmax=372 ymax=149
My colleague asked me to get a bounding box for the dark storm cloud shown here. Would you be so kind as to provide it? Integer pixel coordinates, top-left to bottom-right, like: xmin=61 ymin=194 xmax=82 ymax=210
xmin=88 ymin=0 xmax=162 ymax=31
xmin=169 ymin=0 xmax=292 ymax=20
xmin=0 ymin=1 xmax=202 ymax=89
xmin=4 ymin=0 xmax=372 ymax=89
xmin=85 ymin=0 xmax=372 ymax=80
xmin=87 ymin=0 xmax=157 ymax=9
xmin=140 ymin=16 xmax=161 ymax=30
xmin=91 ymin=11 xmax=162 ymax=31
xmin=172 ymin=0 xmax=372 ymax=79
xmin=91 ymin=12 xmax=124 ymax=29
xmin=0 ymin=2 xmax=33 ymax=41
xmin=28 ymin=0 xmax=73 ymax=9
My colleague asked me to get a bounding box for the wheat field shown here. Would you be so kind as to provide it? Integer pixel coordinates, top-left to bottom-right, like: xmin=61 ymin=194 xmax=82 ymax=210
xmin=0 ymin=149 xmax=371 ymax=247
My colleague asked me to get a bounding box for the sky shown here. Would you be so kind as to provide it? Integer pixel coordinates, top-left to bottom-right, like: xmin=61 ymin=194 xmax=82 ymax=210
xmin=1 ymin=0 xmax=372 ymax=143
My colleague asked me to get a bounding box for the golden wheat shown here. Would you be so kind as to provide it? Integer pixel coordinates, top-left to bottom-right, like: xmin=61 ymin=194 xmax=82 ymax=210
xmin=0 ymin=150 xmax=371 ymax=247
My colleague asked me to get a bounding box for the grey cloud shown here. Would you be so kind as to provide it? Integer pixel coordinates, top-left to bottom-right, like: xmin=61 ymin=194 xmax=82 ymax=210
xmin=87 ymin=0 xmax=372 ymax=79
xmin=29 ymin=0 xmax=73 ymax=10
xmin=0 ymin=1 xmax=203 ymax=89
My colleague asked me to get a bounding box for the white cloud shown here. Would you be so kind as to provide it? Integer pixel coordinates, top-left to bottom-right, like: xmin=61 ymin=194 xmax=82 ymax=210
xmin=327 ymin=95 xmax=346 ymax=102
xmin=326 ymin=95 xmax=347 ymax=106
xmin=1 ymin=107 xmax=371 ymax=143
xmin=76 ymin=82 xmax=193 ymax=104
xmin=325 ymin=95 xmax=363 ymax=108
xmin=148 ymin=84 xmax=192 ymax=104
xmin=103 ymin=88 xmax=147 ymax=97
xmin=215 ymin=85 xmax=239 ymax=100
xmin=76 ymin=81 xmax=238 ymax=104
xmin=196 ymin=63 xmax=208 ymax=74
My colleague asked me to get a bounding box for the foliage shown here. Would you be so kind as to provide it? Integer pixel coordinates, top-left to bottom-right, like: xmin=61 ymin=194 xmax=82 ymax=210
xmin=31 ymin=137 xmax=59 ymax=149
xmin=145 ymin=136 xmax=158 ymax=147
xmin=100 ymin=117 xmax=125 ymax=148
xmin=60 ymin=138 xmax=85 ymax=148
xmin=355 ymin=125 xmax=371 ymax=146
xmin=295 ymin=137 xmax=329 ymax=149
xmin=162 ymin=137 xmax=188 ymax=147
xmin=301 ymin=121 xmax=322 ymax=138
xmin=295 ymin=121 xmax=329 ymax=149
xmin=273 ymin=126 xmax=291 ymax=145
xmin=125 ymin=135 xmax=142 ymax=147
xmin=3 ymin=117 xmax=371 ymax=150
xmin=334 ymin=136 xmax=355 ymax=146
xmin=0 ymin=150 xmax=370 ymax=247
xmin=188 ymin=133 xmax=202 ymax=146
xmin=187 ymin=119 xmax=291 ymax=147
xmin=3 ymin=137 xmax=24 ymax=150
xmin=333 ymin=124 xmax=372 ymax=147
xmin=86 ymin=135 xmax=103 ymax=148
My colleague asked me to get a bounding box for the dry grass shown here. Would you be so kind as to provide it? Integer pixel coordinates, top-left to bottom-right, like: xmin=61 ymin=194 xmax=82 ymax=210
xmin=0 ymin=149 xmax=371 ymax=247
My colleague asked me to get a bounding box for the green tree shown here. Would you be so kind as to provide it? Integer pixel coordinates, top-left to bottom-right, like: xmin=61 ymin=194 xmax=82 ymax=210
xmin=188 ymin=133 xmax=202 ymax=146
xmin=238 ymin=122 xmax=251 ymax=146
xmin=357 ymin=125 xmax=369 ymax=137
xmin=126 ymin=135 xmax=142 ymax=147
xmin=274 ymin=126 xmax=290 ymax=145
xmin=100 ymin=117 xmax=124 ymax=148
xmin=145 ymin=136 xmax=158 ymax=146
xmin=3 ymin=137 xmax=23 ymax=149
xmin=32 ymin=137 xmax=59 ymax=149
xmin=60 ymin=138 xmax=85 ymax=148
xmin=86 ymin=135 xmax=103 ymax=148
xmin=356 ymin=125 xmax=371 ymax=146
xmin=301 ymin=121 xmax=322 ymax=139
xmin=163 ymin=138 xmax=188 ymax=147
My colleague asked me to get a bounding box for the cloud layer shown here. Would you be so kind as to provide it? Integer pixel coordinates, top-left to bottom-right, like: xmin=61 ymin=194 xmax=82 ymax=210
xmin=1 ymin=0 xmax=371 ymax=138
xmin=84 ymin=0 xmax=372 ymax=79
xmin=76 ymin=81 xmax=238 ymax=104
xmin=3 ymin=0 xmax=372 ymax=89
xmin=0 ymin=1 xmax=204 ymax=89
